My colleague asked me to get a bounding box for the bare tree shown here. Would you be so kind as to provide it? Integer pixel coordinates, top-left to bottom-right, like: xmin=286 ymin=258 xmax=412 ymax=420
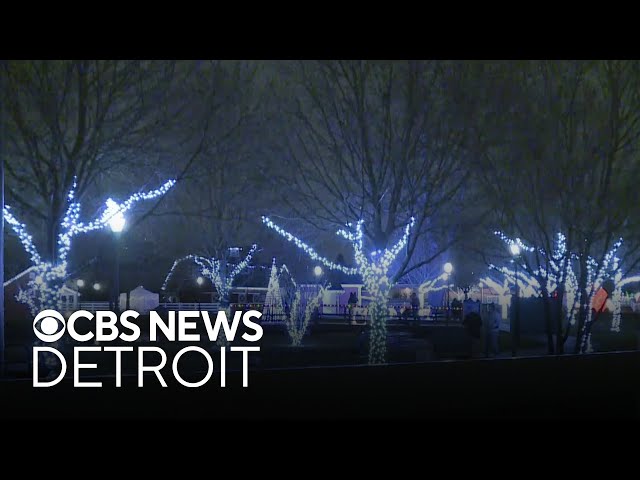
xmin=473 ymin=60 xmax=640 ymax=354
xmin=0 ymin=60 xmax=187 ymax=262
xmin=270 ymin=60 xmax=476 ymax=282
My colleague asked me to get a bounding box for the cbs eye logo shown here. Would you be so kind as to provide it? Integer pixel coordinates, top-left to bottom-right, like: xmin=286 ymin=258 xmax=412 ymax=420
xmin=33 ymin=310 xmax=66 ymax=342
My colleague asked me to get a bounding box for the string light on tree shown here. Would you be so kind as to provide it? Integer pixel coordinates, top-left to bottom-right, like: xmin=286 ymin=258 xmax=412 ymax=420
xmin=264 ymin=258 xmax=284 ymax=320
xmin=418 ymin=273 xmax=449 ymax=309
xmin=261 ymin=217 xmax=358 ymax=275
xmin=162 ymin=244 xmax=258 ymax=305
xmin=4 ymin=178 xmax=176 ymax=316
xmin=494 ymin=230 xmax=629 ymax=353
xmin=262 ymin=215 xmax=415 ymax=364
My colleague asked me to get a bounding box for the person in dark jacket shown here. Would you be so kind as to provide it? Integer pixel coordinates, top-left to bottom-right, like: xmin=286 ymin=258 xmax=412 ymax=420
xmin=410 ymin=292 xmax=420 ymax=325
xmin=463 ymin=312 xmax=482 ymax=358
xmin=347 ymin=291 xmax=358 ymax=324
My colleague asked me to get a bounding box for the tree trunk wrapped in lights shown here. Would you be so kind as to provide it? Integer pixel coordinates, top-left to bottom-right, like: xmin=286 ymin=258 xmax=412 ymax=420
xmin=4 ymin=178 xmax=176 ymax=316
xmin=278 ymin=265 xmax=327 ymax=346
xmin=262 ymin=215 xmax=414 ymax=364
xmin=494 ymin=231 xmax=636 ymax=354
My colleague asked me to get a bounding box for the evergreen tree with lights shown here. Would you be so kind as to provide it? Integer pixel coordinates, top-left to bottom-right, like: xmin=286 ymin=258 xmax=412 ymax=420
xmin=264 ymin=258 xmax=283 ymax=321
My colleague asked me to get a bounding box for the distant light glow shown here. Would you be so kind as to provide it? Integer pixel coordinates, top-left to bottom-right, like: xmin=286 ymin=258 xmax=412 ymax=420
xmin=196 ymin=276 xmax=204 ymax=286
xmin=93 ymin=283 xmax=101 ymax=291
xmin=444 ymin=262 xmax=453 ymax=274
xmin=510 ymin=243 xmax=521 ymax=256
xmin=313 ymin=266 xmax=323 ymax=277
xmin=76 ymin=279 xmax=85 ymax=288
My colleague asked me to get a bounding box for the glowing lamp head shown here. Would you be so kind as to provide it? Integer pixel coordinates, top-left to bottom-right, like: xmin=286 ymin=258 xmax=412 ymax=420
xmin=478 ymin=281 xmax=484 ymax=288
xmin=444 ymin=262 xmax=453 ymax=274
xmin=196 ymin=276 xmax=204 ymax=286
xmin=510 ymin=243 xmax=521 ymax=256
xmin=314 ymin=266 xmax=323 ymax=277
xmin=93 ymin=282 xmax=101 ymax=291
xmin=109 ymin=213 xmax=126 ymax=233
xmin=76 ymin=279 xmax=85 ymax=288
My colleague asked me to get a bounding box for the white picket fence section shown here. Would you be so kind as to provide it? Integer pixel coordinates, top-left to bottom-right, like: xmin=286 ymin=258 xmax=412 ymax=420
xmin=159 ymin=302 xmax=220 ymax=313
xmin=76 ymin=301 xmax=111 ymax=313
xmin=62 ymin=302 xmax=221 ymax=314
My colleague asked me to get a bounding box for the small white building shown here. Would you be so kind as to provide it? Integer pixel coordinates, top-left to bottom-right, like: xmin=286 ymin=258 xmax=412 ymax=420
xmin=120 ymin=286 xmax=159 ymax=314
xmin=59 ymin=285 xmax=80 ymax=314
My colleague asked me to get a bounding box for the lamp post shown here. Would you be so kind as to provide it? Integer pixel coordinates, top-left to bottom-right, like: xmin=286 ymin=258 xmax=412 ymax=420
xmin=196 ymin=276 xmax=204 ymax=310
xmin=314 ymin=265 xmax=323 ymax=318
xmin=314 ymin=265 xmax=323 ymax=289
xmin=444 ymin=262 xmax=453 ymax=326
xmin=109 ymin=210 xmax=125 ymax=314
xmin=479 ymin=281 xmax=484 ymax=307
xmin=510 ymin=243 xmax=521 ymax=357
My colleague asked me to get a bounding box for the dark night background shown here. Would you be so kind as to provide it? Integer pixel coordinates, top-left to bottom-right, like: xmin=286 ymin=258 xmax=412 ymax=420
xmin=1 ymin=60 xmax=639 ymax=421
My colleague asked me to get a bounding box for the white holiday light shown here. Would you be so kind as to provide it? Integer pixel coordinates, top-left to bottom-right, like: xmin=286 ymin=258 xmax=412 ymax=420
xmin=4 ymin=178 xmax=176 ymax=316
xmin=262 ymin=216 xmax=358 ymax=275
xmin=264 ymin=258 xmax=284 ymax=320
xmin=262 ymin=215 xmax=415 ymax=364
xmin=418 ymin=273 xmax=449 ymax=309
xmin=287 ymin=284 xmax=327 ymax=346
xmin=494 ymin=231 xmax=630 ymax=353
xmin=161 ymin=244 xmax=258 ymax=303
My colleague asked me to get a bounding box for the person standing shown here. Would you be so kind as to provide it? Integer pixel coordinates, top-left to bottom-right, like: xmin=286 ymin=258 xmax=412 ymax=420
xmin=463 ymin=311 xmax=482 ymax=358
xmin=347 ymin=291 xmax=358 ymax=324
xmin=485 ymin=304 xmax=500 ymax=357
xmin=410 ymin=291 xmax=420 ymax=326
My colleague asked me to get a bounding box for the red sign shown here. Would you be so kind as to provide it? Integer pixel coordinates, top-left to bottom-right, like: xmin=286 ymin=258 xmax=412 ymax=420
xmin=591 ymin=287 xmax=608 ymax=313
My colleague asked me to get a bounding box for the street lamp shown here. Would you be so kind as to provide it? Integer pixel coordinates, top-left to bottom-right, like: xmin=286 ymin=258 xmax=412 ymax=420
xmin=93 ymin=282 xmax=102 ymax=291
xmin=109 ymin=211 xmax=125 ymax=314
xmin=444 ymin=263 xmax=453 ymax=325
xmin=313 ymin=265 xmax=324 ymax=311
xmin=196 ymin=276 xmax=204 ymax=310
xmin=510 ymin=242 xmax=521 ymax=357
xmin=76 ymin=279 xmax=85 ymax=288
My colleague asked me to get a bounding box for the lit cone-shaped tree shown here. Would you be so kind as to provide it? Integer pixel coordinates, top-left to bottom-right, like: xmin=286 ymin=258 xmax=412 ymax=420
xmin=262 ymin=216 xmax=415 ymax=364
xmin=264 ymin=258 xmax=283 ymax=321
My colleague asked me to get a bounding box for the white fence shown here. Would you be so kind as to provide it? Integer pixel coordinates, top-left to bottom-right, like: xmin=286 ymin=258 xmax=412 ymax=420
xmin=158 ymin=302 xmax=220 ymax=313
xmin=65 ymin=302 xmax=221 ymax=314
xmin=76 ymin=302 xmax=111 ymax=313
